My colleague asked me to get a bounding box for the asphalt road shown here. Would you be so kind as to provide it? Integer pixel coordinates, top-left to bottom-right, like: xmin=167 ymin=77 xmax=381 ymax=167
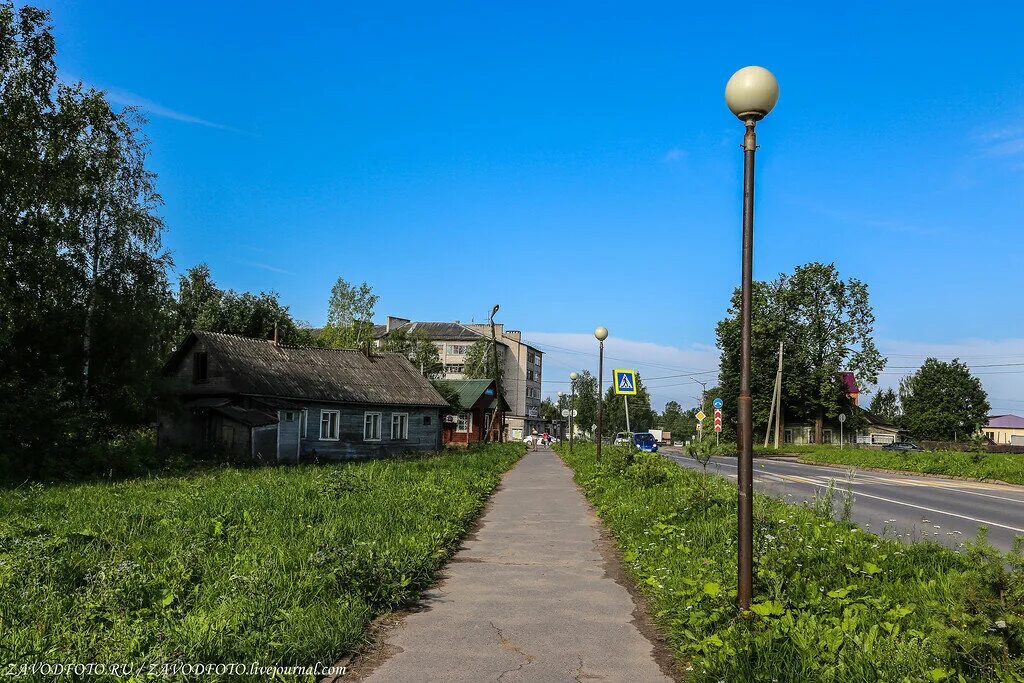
xmin=662 ymin=448 xmax=1024 ymax=552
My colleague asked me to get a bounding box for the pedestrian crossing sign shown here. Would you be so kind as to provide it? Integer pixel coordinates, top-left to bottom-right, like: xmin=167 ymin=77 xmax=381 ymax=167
xmin=613 ymin=369 xmax=637 ymax=395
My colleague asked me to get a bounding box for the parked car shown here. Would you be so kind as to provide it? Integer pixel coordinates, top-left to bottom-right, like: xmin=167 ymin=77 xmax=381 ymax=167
xmin=881 ymin=441 xmax=924 ymax=452
xmin=632 ymin=432 xmax=659 ymax=452
xmin=614 ymin=432 xmax=632 ymax=445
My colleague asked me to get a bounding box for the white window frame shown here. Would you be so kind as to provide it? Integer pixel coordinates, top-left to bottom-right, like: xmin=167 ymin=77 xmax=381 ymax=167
xmin=320 ymin=410 xmax=340 ymax=441
xmin=456 ymin=412 xmax=472 ymax=433
xmin=364 ymin=412 xmax=382 ymax=441
xmin=391 ymin=412 xmax=409 ymax=440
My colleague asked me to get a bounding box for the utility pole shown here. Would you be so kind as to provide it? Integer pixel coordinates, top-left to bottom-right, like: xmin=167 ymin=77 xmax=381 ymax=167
xmin=489 ymin=305 xmax=503 ymax=442
xmin=764 ymin=342 xmax=783 ymax=448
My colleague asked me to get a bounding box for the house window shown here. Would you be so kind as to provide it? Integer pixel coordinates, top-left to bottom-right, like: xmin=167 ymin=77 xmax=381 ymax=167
xmin=456 ymin=413 xmax=472 ymax=433
xmin=822 ymin=429 xmax=833 ymax=444
xmin=444 ymin=364 xmax=465 ymax=374
xmin=447 ymin=344 xmax=470 ymax=355
xmin=320 ymin=410 xmax=340 ymax=440
xmin=423 ymin=415 xmax=432 ymax=426
xmin=391 ymin=413 xmax=409 ymax=440
xmin=193 ymin=352 xmax=208 ymax=383
xmin=364 ymin=412 xmax=382 ymax=441
xmin=986 ymin=431 xmax=995 ymax=442
xmin=527 ymin=370 xmax=535 ymax=381
xmin=284 ymin=411 xmax=295 ymax=422
xmin=784 ymin=429 xmax=793 ymax=444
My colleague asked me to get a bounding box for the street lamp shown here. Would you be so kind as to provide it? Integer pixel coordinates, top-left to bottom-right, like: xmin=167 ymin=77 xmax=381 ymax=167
xmin=726 ymin=65 xmax=778 ymax=612
xmin=489 ymin=304 xmax=503 ymax=442
xmin=569 ymin=372 xmax=578 ymax=453
xmin=594 ymin=326 xmax=609 ymax=461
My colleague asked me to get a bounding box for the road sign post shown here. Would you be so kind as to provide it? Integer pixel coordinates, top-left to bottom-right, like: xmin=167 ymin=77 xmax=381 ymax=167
xmin=838 ymin=413 xmax=846 ymax=449
xmin=613 ymin=369 xmax=637 ymax=396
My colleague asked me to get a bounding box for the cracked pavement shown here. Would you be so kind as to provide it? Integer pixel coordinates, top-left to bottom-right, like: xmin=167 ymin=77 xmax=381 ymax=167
xmin=360 ymin=448 xmax=672 ymax=682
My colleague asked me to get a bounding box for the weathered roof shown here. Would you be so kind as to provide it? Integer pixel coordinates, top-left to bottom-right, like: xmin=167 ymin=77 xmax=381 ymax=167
xmin=375 ymin=321 xmax=486 ymax=342
xmin=445 ymin=379 xmax=509 ymax=411
xmin=857 ymin=405 xmax=897 ymax=428
xmin=988 ymin=414 xmax=1024 ymax=429
xmin=169 ymin=331 xmax=449 ymax=408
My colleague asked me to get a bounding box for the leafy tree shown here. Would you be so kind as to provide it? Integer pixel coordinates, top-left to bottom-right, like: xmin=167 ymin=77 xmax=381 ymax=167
xmin=463 ymin=338 xmax=504 ymax=386
xmin=380 ymin=328 xmax=442 ymax=376
xmin=569 ymin=370 xmax=598 ymax=436
xmin=899 ymin=359 xmax=990 ymax=440
xmin=173 ymin=265 xmax=314 ymax=346
xmin=322 ymin=277 xmax=378 ymax=348
xmin=539 ymin=398 xmax=560 ymax=422
xmin=868 ymin=387 xmax=901 ymax=424
xmin=601 ymin=373 xmax=656 ymax=436
xmin=717 ymin=262 xmax=885 ymax=444
xmin=0 ymin=3 xmax=174 ymax=476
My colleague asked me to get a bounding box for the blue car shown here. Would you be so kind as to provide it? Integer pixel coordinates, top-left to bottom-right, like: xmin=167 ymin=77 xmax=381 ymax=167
xmin=632 ymin=432 xmax=659 ymax=452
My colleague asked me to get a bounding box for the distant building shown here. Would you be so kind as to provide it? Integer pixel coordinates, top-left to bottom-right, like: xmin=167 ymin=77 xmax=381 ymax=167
xmin=983 ymin=415 xmax=1024 ymax=446
xmin=442 ymin=379 xmax=510 ymax=445
xmin=781 ymin=372 xmax=900 ymax=446
xmin=375 ymin=316 xmax=544 ymax=439
xmin=158 ymin=331 xmax=447 ymax=461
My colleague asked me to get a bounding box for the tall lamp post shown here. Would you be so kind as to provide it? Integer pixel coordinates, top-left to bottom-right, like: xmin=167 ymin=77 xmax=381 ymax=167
xmin=569 ymin=372 xmax=578 ymax=452
xmin=594 ymin=326 xmax=608 ymax=460
xmin=489 ymin=304 xmax=503 ymax=442
xmin=725 ymin=65 xmax=779 ymax=611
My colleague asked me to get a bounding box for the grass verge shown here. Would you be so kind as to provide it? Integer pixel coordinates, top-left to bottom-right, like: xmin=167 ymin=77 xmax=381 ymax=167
xmin=559 ymin=443 xmax=1024 ymax=682
xmin=0 ymin=443 xmax=524 ymax=678
xmin=755 ymin=444 xmax=1024 ymax=486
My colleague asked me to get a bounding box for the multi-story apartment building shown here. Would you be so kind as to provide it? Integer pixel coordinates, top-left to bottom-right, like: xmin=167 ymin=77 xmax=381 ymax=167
xmin=374 ymin=316 xmax=543 ymax=439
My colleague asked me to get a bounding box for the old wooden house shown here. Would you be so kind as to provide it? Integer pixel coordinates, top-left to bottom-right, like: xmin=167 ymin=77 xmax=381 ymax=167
xmin=441 ymin=379 xmax=510 ymax=445
xmin=158 ymin=331 xmax=448 ymax=461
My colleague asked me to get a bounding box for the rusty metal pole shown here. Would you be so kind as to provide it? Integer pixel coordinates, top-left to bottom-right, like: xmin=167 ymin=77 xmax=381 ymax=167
xmin=596 ymin=340 xmax=605 ymax=461
xmin=737 ymin=118 xmax=757 ymax=611
xmin=489 ymin=305 xmax=503 ymax=442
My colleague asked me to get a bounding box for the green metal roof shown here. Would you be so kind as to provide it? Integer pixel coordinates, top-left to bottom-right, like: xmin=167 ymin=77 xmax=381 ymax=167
xmin=445 ymin=379 xmax=507 ymax=411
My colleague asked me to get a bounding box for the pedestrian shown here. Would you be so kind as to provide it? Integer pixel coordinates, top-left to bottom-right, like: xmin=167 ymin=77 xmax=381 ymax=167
xmin=531 ymin=428 xmax=539 ymax=451
xmin=543 ymin=430 xmax=550 ymax=446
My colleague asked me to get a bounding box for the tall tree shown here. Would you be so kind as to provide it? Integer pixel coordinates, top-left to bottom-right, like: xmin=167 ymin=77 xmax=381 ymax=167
xmin=601 ymin=373 xmax=656 ymax=436
xmin=463 ymin=338 xmax=504 ymax=386
xmin=717 ymin=262 xmax=885 ymax=443
xmin=173 ymin=265 xmax=314 ymax=346
xmin=0 ymin=3 xmax=173 ymax=474
xmin=380 ymin=328 xmax=443 ymax=376
xmin=899 ymin=359 xmax=989 ymax=440
xmin=868 ymin=387 xmax=901 ymax=424
xmin=570 ymin=370 xmax=598 ymax=436
xmin=322 ymin=277 xmax=378 ymax=348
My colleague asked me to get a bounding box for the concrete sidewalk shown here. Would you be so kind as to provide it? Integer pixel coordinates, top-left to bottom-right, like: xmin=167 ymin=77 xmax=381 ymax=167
xmin=359 ymin=447 xmax=673 ymax=682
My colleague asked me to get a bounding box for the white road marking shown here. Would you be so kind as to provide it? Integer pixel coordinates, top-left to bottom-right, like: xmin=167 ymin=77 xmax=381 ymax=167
xmin=669 ymin=454 xmax=1024 ymax=534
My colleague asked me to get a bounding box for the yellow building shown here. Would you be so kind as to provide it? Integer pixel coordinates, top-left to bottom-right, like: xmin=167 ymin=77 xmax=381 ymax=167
xmin=983 ymin=415 xmax=1024 ymax=446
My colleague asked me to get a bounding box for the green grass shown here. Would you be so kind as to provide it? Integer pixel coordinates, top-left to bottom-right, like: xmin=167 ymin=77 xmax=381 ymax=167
xmin=559 ymin=444 xmax=1024 ymax=682
xmin=0 ymin=443 xmax=524 ymax=679
xmin=754 ymin=444 xmax=1024 ymax=486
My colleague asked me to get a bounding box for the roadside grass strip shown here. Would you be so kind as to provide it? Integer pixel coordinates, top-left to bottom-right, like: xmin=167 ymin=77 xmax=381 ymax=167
xmin=558 ymin=444 xmax=1024 ymax=682
xmin=760 ymin=445 xmax=1024 ymax=486
xmin=0 ymin=443 xmax=524 ymax=678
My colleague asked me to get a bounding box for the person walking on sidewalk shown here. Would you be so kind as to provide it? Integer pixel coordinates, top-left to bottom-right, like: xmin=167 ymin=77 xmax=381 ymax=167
xmin=531 ymin=428 xmax=539 ymax=451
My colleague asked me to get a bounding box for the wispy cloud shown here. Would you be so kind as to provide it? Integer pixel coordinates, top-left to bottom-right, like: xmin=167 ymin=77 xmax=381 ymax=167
xmin=663 ymin=148 xmax=688 ymax=162
xmin=242 ymin=260 xmax=293 ymax=275
xmin=102 ymin=86 xmax=247 ymax=134
xmin=789 ymin=198 xmax=940 ymax=237
xmin=973 ymin=123 xmax=1024 ymax=158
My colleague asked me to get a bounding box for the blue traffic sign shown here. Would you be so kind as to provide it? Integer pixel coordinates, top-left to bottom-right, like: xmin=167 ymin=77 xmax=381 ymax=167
xmin=613 ymin=368 xmax=637 ymax=395
xmin=713 ymin=397 xmax=723 ymax=410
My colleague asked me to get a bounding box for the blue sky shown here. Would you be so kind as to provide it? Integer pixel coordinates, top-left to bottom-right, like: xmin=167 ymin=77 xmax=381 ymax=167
xmin=37 ymin=1 xmax=1024 ymax=412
